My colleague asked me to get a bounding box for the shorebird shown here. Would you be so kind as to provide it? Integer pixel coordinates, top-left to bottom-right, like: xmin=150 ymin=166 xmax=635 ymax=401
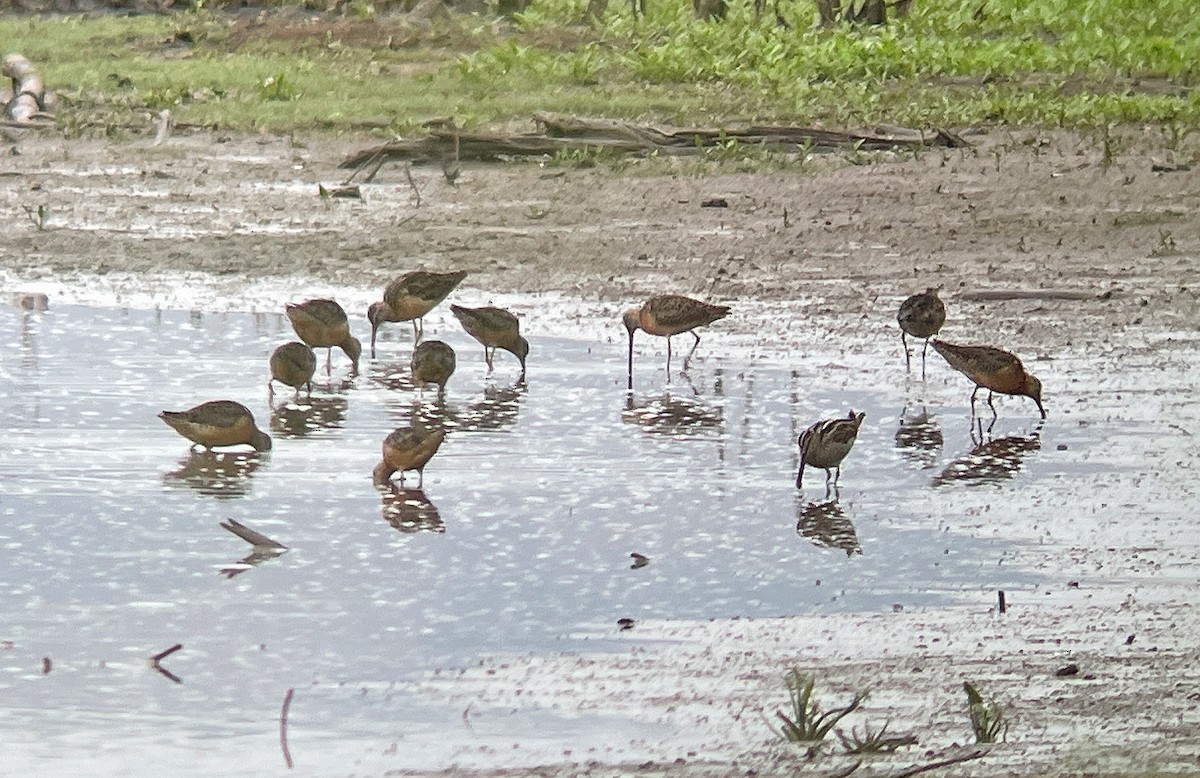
xmin=284 ymin=299 xmax=361 ymax=376
xmin=796 ymin=411 xmax=866 ymax=488
xmin=622 ymin=295 xmax=730 ymax=384
xmin=159 ymin=400 xmax=272 ymax=452
xmin=372 ymin=425 xmax=447 ymax=488
xmin=897 ymin=286 xmax=947 ymax=374
xmin=268 ymin=341 xmax=317 ymax=401
xmin=931 ymin=339 xmax=1046 ymax=420
xmin=410 ymin=340 xmax=457 ymax=397
xmin=367 ymin=269 xmax=468 ymax=356
xmin=450 ymin=304 xmax=529 ymax=377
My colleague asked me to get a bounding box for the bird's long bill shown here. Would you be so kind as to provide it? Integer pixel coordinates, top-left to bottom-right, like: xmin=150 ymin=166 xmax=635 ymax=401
xmin=795 ymin=458 xmax=805 ymax=489
xmin=626 ymin=330 xmax=635 ymax=389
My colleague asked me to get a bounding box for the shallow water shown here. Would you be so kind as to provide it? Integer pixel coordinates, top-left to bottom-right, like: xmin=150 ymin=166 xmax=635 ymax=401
xmin=1 ymin=295 xmax=1196 ymax=774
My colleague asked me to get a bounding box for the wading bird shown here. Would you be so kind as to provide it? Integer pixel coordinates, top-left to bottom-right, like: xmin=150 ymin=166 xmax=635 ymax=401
xmin=450 ymin=304 xmax=529 ymax=377
xmin=796 ymin=411 xmax=866 ymax=489
xmin=897 ymin=286 xmax=947 ymax=374
xmin=372 ymin=425 xmax=447 ymax=488
xmin=368 ymin=270 xmax=468 ymax=356
xmin=285 ymin=299 xmax=361 ymax=376
xmin=159 ymin=400 xmax=272 ymax=452
xmin=410 ymin=340 xmax=457 ymax=398
xmin=268 ymin=341 xmax=317 ymax=401
xmin=931 ymin=339 xmax=1046 ymax=421
xmin=622 ymin=295 xmax=730 ymax=385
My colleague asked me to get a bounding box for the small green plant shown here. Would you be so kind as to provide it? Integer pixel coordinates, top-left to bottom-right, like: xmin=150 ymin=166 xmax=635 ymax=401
xmin=963 ymin=681 xmax=1007 ymax=743
xmin=766 ymin=669 xmax=870 ymax=745
xmin=259 ymin=72 xmax=299 ymax=102
xmin=836 ymin=721 xmax=916 ymax=754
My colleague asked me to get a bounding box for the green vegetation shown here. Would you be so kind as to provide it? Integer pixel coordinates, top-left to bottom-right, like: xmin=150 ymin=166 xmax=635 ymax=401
xmin=766 ymin=668 xmax=870 ymax=746
xmin=5 ymin=0 xmax=1198 ymax=136
xmin=964 ymin=680 xmax=1007 ymax=744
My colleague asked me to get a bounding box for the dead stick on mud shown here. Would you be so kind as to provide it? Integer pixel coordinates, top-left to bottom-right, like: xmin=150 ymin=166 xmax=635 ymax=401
xmin=280 ymin=687 xmax=295 ymax=769
xmin=820 ymin=762 xmax=863 ymax=778
xmin=404 ymin=162 xmax=422 ymax=208
xmin=884 ymin=748 xmax=987 ymax=778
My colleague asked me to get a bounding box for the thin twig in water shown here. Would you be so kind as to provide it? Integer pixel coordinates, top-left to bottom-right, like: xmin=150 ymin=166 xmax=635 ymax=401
xmin=884 ymin=748 xmax=987 ymax=778
xmin=280 ymin=687 xmax=295 ymax=769
xmin=344 ymin=148 xmax=386 ymax=185
xmin=404 ymin=162 xmax=422 ymax=208
xmin=150 ymin=643 xmax=183 ymax=684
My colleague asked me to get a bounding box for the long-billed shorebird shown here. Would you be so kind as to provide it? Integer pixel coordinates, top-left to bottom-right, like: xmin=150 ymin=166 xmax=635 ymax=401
xmin=368 ymin=270 xmax=468 ymax=356
xmin=268 ymin=341 xmax=317 ymax=401
xmin=796 ymin=411 xmax=866 ymax=488
xmin=623 ymin=295 xmax=730 ymax=385
xmin=450 ymin=304 xmax=529 ymax=377
xmin=285 ymin=299 xmax=361 ymax=376
xmin=159 ymin=400 xmax=272 ymax=452
xmin=372 ymin=425 xmax=447 ymax=488
xmin=897 ymin=286 xmax=947 ymax=374
xmin=932 ymin=339 xmax=1046 ymax=420
xmin=411 ymin=340 xmax=457 ymax=397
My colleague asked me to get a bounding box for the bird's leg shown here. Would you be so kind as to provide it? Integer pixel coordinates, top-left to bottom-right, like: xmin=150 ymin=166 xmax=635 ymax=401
xmin=920 ymin=338 xmax=929 ymax=380
xmin=485 ymin=346 xmax=494 ymax=372
xmin=665 ymin=336 xmax=673 ymax=375
xmin=305 ymin=380 xmax=312 ymax=397
xmin=902 ymin=331 xmax=911 ymax=372
xmin=411 ymin=319 xmax=420 ymax=345
xmin=268 ymin=381 xmax=275 ymax=403
xmin=416 ymin=470 xmax=424 ymax=489
xmin=987 ymin=390 xmax=998 ymax=418
xmin=970 ymin=385 xmax=979 ymax=418
xmin=325 ymin=348 xmax=333 ymax=376
xmin=834 ymin=466 xmax=841 ymax=485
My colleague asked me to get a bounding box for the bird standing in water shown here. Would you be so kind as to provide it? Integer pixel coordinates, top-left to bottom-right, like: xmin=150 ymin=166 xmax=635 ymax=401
xmin=623 ymin=295 xmax=730 ymax=386
xmin=450 ymin=304 xmax=529 ymax=378
xmin=285 ymin=299 xmax=361 ymax=376
xmin=372 ymin=425 xmax=447 ymax=488
xmin=368 ymin=270 xmax=468 ymax=356
xmin=159 ymin=400 xmax=272 ymax=452
xmin=931 ymin=339 xmax=1046 ymax=420
xmin=268 ymin=341 xmax=317 ymax=401
xmin=796 ymin=411 xmax=866 ymax=489
xmin=897 ymin=286 xmax=947 ymax=374
xmin=410 ymin=340 xmax=457 ymax=398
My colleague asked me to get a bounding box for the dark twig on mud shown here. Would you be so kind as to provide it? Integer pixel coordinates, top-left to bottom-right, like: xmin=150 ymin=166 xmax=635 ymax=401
xmin=959 ymin=289 xmax=1102 ymax=302
xmin=821 ymin=762 xmax=863 ymax=778
xmin=150 ymin=643 xmax=183 ymax=684
xmin=280 ymin=687 xmax=295 ymax=769
xmin=884 ymin=748 xmax=988 ymax=778
xmin=403 ymin=162 xmax=422 ymax=208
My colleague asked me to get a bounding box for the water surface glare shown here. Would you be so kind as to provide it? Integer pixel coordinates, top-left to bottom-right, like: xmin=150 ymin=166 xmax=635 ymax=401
xmin=1 ymin=299 xmax=1191 ymax=774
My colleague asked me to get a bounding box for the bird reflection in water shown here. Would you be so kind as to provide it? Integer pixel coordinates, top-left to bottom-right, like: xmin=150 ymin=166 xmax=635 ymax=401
xmin=933 ymin=423 xmax=1043 ymax=487
xmin=380 ymin=486 xmax=444 ymax=534
xmin=162 ymin=450 xmax=268 ymax=499
xmin=796 ymin=491 xmax=862 ymax=557
xmin=895 ymin=402 xmax=944 ymax=468
xmin=270 ymin=396 xmax=349 ymax=438
xmin=622 ymin=390 xmax=723 ymax=437
xmin=456 ymin=379 xmax=526 ymax=433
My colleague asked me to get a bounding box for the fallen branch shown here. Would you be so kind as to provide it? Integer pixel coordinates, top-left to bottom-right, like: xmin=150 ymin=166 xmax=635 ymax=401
xmin=339 ymin=113 xmax=968 ymax=169
xmin=884 ymin=748 xmax=988 ymax=778
xmin=958 ymin=289 xmax=1103 ymax=302
xmin=280 ymin=687 xmax=295 ymax=769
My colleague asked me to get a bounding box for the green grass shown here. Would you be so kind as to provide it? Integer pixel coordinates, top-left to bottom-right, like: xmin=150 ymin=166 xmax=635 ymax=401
xmin=6 ymin=0 xmax=1199 ymax=137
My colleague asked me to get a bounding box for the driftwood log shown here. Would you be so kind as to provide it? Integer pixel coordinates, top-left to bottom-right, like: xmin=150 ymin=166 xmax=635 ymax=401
xmin=3 ymin=53 xmax=53 ymax=125
xmin=339 ymin=112 xmax=967 ymax=169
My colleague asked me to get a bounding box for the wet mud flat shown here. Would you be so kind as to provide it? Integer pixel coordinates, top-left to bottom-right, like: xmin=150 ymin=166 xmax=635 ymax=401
xmin=0 ymin=128 xmax=1198 ymax=775
xmin=0 ymin=285 xmax=1197 ymax=777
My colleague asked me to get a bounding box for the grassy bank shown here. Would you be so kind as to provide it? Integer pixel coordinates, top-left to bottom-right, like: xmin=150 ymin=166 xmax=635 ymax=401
xmin=4 ymin=0 xmax=1198 ymax=137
